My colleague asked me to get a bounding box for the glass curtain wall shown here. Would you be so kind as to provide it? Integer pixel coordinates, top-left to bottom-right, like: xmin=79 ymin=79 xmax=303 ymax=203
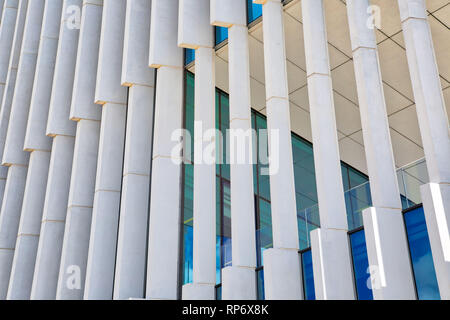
xmin=181 ymin=69 xmax=440 ymax=300
xmin=181 ymin=71 xmax=371 ymax=298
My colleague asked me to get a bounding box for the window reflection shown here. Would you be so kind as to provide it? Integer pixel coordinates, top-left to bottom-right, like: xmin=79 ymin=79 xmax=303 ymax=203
xmin=404 ymin=206 xmax=440 ymax=300
xmin=301 ymin=250 xmax=315 ymax=300
xmin=349 ymin=230 xmax=373 ymax=300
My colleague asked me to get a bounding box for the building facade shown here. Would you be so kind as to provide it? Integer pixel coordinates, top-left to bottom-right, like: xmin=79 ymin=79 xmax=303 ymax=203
xmin=0 ymin=0 xmax=448 ymax=300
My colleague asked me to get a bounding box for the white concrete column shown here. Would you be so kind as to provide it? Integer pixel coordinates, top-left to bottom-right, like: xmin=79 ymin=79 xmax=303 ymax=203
xmin=254 ymin=0 xmax=302 ymax=300
xmin=346 ymin=0 xmax=416 ymax=300
xmin=32 ymin=136 xmax=75 ymax=300
xmin=113 ymin=0 xmax=154 ymax=300
xmin=0 ymin=165 xmax=26 ymax=299
xmin=301 ymin=0 xmax=355 ymax=300
xmin=211 ymin=0 xmax=257 ymax=300
xmin=178 ymin=0 xmax=216 ymax=301
xmin=0 ymin=0 xmax=45 ymax=299
xmin=146 ymin=0 xmax=183 ymax=300
xmin=56 ymin=0 xmax=103 ymax=300
xmin=7 ymin=151 xmax=50 ymax=300
xmin=84 ymin=0 xmax=127 ymax=300
xmin=0 ymin=0 xmax=28 ymax=211
xmin=0 ymin=0 xmax=20 ymax=208
xmin=397 ymin=0 xmax=450 ymax=300
xmin=31 ymin=0 xmax=82 ymax=300
xmin=0 ymin=0 xmax=19 ymax=117
xmin=6 ymin=0 xmax=63 ymax=300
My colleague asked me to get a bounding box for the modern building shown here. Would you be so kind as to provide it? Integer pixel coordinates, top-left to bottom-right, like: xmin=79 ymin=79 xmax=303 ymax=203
xmin=0 ymin=0 xmax=447 ymax=300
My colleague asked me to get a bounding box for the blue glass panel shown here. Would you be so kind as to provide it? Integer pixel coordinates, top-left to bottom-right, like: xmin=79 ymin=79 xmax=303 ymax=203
xmin=185 ymin=48 xmax=195 ymax=65
xmin=349 ymin=230 xmax=373 ymax=300
xmin=216 ymin=177 xmax=221 ymax=284
xmin=248 ymin=1 xmax=263 ymax=24
xmin=216 ymin=286 xmax=222 ymax=300
xmin=183 ymin=225 xmax=193 ymax=284
xmin=185 ymin=72 xmax=195 ymax=162
xmin=221 ymin=181 xmax=232 ymax=268
xmin=301 ymin=250 xmax=315 ymax=300
xmin=404 ymin=206 xmax=440 ymax=300
xmin=215 ymin=26 xmax=228 ymax=45
xmin=257 ymin=269 xmax=265 ymax=300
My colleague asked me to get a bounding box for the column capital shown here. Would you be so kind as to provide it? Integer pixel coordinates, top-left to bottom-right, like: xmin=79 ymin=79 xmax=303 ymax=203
xmin=149 ymin=0 xmax=183 ymax=69
xmin=210 ymin=0 xmax=247 ymax=28
xmin=178 ymin=0 xmax=214 ymax=49
xmin=398 ymin=0 xmax=427 ymax=23
xmin=346 ymin=0 xmax=377 ymax=51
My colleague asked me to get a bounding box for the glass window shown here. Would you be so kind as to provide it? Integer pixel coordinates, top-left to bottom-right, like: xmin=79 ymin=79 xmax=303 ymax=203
xmin=221 ymin=180 xmax=232 ymax=268
xmin=181 ymin=71 xmax=377 ymax=299
xmin=257 ymin=199 xmax=272 ymax=266
xmin=215 ymin=26 xmax=228 ymax=46
xmin=348 ymin=166 xmax=368 ymax=188
xmin=257 ymin=269 xmax=265 ymax=300
xmin=216 ymin=285 xmax=222 ymax=300
xmin=220 ymin=94 xmax=230 ymax=180
xmin=404 ymin=206 xmax=440 ymax=300
xmin=182 ymin=164 xmax=194 ymax=285
xmin=185 ymin=48 xmax=195 ymax=65
xmin=349 ymin=230 xmax=373 ymax=300
xmin=346 ymin=182 xmax=371 ymax=231
xmin=248 ymin=1 xmax=263 ymax=24
xmin=301 ymin=250 xmax=315 ymax=300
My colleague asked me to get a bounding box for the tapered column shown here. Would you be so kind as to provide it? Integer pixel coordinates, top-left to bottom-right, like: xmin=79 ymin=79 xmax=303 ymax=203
xmin=32 ymin=136 xmax=75 ymax=300
xmin=0 ymin=0 xmax=28 ymax=211
xmin=301 ymin=0 xmax=355 ymax=300
xmin=0 ymin=0 xmax=27 ymax=299
xmin=0 ymin=165 xmax=26 ymax=299
xmin=0 ymin=0 xmax=45 ymax=299
xmin=211 ymin=0 xmax=257 ymax=300
xmin=0 ymin=0 xmax=19 ymax=117
xmin=178 ymin=0 xmax=216 ymax=301
xmin=254 ymin=0 xmax=302 ymax=300
xmin=0 ymin=0 xmax=20 ymax=207
xmin=398 ymin=0 xmax=450 ymax=300
xmin=6 ymin=0 xmax=63 ymax=300
xmin=84 ymin=0 xmax=127 ymax=300
xmin=146 ymin=0 xmax=183 ymax=300
xmin=56 ymin=0 xmax=103 ymax=300
xmin=113 ymin=0 xmax=154 ymax=300
xmin=7 ymin=151 xmax=50 ymax=300
xmin=346 ymin=0 xmax=416 ymax=300
xmin=31 ymin=0 xmax=81 ymax=300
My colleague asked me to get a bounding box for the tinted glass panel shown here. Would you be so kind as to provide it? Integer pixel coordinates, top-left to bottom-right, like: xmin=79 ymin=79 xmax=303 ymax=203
xmin=248 ymin=1 xmax=262 ymax=23
xmin=301 ymin=250 xmax=315 ymax=300
xmin=185 ymin=48 xmax=195 ymax=65
xmin=349 ymin=230 xmax=373 ymax=300
xmin=257 ymin=269 xmax=265 ymax=300
xmin=404 ymin=206 xmax=440 ymax=300
xmin=215 ymin=26 xmax=228 ymax=45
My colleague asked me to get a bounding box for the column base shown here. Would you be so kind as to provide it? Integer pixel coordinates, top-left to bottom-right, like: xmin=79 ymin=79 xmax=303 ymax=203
xmin=362 ymin=206 xmax=416 ymax=300
xmin=421 ymin=183 xmax=450 ymax=299
xmin=310 ymin=228 xmax=356 ymax=300
xmin=263 ymin=248 xmax=303 ymax=300
xmin=221 ymin=266 xmax=256 ymax=300
xmin=182 ymin=283 xmax=215 ymax=300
